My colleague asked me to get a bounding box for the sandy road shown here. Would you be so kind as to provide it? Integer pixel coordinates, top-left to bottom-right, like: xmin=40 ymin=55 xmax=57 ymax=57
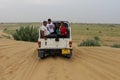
xmin=0 ymin=39 xmax=120 ymax=80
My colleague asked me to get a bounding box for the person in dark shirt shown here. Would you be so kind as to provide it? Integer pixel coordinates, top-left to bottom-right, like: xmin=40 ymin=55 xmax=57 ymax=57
xmin=55 ymin=23 xmax=60 ymax=34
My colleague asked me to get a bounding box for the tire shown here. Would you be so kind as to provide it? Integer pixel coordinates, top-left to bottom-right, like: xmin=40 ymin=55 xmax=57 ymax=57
xmin=66 ymin=52 xmax=72 ymax=59
xmin=38 ymin=50 xmax=45 ymax=59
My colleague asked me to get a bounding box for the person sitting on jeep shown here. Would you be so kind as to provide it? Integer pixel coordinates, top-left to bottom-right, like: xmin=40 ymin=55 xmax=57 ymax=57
xmin=55 ymin=23 xmax=60 ymax=35
xmin=47 ymin=19 xmax=55 ymax=34
xmin=60 ymin=22 xmax=67 ymax=38
xmin=40 ymin=21 xmax=50 ymax=38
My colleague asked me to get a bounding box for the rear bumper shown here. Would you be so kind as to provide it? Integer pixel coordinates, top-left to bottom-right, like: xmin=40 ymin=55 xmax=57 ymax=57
xmin=38 ymin=48 xmax=72 ymax=55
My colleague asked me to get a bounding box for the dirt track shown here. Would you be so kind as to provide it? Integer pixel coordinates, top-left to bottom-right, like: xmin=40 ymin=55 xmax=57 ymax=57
xmin=0 ymin=39 xmax=120 ymax=80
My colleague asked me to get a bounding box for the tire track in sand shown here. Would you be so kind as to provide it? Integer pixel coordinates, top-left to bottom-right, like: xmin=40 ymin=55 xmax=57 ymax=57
xmin=72 ymin=45 xmax=120 ymax=80
xmin=0 ymin=39 xmax=120 ymax=80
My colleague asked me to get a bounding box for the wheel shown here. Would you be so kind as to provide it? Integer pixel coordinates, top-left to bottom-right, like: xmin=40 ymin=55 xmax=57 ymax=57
xmin=66 ymin=52 xmax=72 ymax=59
xmin=38 ymin=51 xmax=45 ymax=59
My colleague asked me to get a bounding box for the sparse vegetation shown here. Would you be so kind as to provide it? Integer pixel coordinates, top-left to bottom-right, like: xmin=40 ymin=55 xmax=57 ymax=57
xmin=98 ymin=31 xmax=102 ymax=33
xmin=78 ymin=37 xmax=101 ymax=46
xmin=86 ymin=28 xmax=89 ymax=30
xmin=4 ymin=28 xmax=8 ymax=31
xmin=12 ymin=26 xmax=38 ymax=42
xmin=111 ymin=44 xmax=120 ymax=48
xmin=111 ymin=28 xmax=113 ymax=30
xmin=1 ymin=23 xmax=120 ymax=46
xmin=109 ymin=24 xmax=115 ymax=27
xmin=94 ymin=36 xmax=100 ymax=41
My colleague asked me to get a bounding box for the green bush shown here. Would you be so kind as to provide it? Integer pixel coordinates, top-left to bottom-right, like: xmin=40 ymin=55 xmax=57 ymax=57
xmin=94 ymin=36 xmax=100 ymax=41
xmin=12 ymin=26 xmax=38 ymax=42
xmin=4 ymin=28 xmax=8 ymax=31
xmin=111 ymin=44 xmax=120 ymax=48
xmin=78 ymin=36 xmax=101 ymax=46
xmin=99 ymin=31 xmax=102 ymax=33
xmin=86 ymin=28 xmax=89 ymax=30
xmin=79 ymin=39 xmax=100 ymax=46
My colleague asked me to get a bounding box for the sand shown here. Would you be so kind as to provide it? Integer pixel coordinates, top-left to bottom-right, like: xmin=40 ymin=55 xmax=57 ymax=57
xmin=0 ymin=39 xmax=120 ymax=80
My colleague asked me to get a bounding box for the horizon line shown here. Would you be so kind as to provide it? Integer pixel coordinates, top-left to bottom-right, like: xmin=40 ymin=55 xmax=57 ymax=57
xmin=0 ymin=21 xmax=120 ymax=25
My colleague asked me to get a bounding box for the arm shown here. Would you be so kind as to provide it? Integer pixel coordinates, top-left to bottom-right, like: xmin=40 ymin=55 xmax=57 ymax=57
xmin=41 ymin=30 xmax=45 ymax=38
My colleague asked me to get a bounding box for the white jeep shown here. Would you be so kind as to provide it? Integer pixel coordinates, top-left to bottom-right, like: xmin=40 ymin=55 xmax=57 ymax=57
xmin=38 ymin=21 xmax=72 ymax=59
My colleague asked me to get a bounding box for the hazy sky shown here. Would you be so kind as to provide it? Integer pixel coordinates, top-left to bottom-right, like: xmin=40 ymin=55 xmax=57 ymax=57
xmin=0 ymin=0 xmax=120 ymax=23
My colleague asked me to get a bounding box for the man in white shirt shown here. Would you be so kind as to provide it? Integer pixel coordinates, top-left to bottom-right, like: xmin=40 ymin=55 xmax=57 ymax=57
xmin=47 ymin=19 xmax=55 ymax=34
xmin=40 ymin=21 xmax=50 ymax=38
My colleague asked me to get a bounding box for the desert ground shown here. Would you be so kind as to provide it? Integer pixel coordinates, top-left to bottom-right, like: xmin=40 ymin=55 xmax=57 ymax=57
xmin=0 ymin=23 xmax=120 ymax=80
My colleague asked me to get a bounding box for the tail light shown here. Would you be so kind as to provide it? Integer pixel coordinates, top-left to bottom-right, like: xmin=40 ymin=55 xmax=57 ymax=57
xmin=69 ymin=41 xmax=72 ymax=47
xmin=38 ymin=41 xmax=41 ymax=48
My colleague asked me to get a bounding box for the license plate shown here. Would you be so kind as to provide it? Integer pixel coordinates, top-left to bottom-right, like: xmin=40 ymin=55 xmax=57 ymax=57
xmin=62 ymin=49 xmax=70 ymax=54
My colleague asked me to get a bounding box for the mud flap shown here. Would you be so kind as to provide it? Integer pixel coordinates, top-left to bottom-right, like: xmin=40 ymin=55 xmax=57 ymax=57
xmin=38 ymin=50 xmax=45 ymax=59
xmin=66 ymin=50 xmax=72 ymax=58
xmin=66 ymin=52 xmax=72 ymax=58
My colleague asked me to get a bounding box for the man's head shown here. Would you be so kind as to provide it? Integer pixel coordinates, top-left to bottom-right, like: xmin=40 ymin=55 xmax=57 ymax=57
xmin=43 ymin=21 xmax=47 ymax=26
xmin=48 ymin=19 xmax=51 ymax=24
xmin=61 ymin=21 xmax=64 ymax=26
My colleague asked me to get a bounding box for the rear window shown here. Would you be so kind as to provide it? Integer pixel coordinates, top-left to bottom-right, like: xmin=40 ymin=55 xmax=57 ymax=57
xmin=40 ymin=22 xmax=70 ymax=38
